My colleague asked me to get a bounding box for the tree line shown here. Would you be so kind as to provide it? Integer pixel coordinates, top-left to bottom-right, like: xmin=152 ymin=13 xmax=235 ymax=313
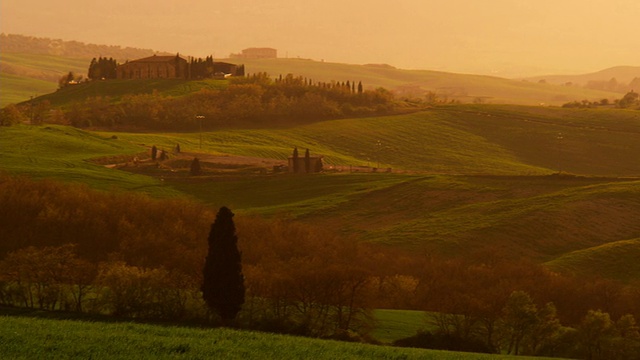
xmin=0 ymin=174 xmax=639 ymax=358
xmin=562 ymin=90 xmax=640 ymax=109
xmin=0 ymin=34 xmax=167 ymax=61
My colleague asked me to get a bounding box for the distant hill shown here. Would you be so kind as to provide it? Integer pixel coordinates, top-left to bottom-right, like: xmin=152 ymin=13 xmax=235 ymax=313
xmin=0 ymin=34 xmax=170 ymax=61
xmin=224 ymin=58 xmax=620 ymax=106
xmin=546 ymin=238 xmax=640 ymax=282
xmin=0 ymin=34 xmax=173 ymax=107
xmin=0 ymin=33 xmax=626 ymax=107
xmin=524 ymin=66 xmax=640 ymax=92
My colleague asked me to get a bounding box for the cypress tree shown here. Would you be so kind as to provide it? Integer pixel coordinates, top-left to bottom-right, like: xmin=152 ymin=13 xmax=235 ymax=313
xmin=190 ymin=157 xmax=201 ymax=175
xmin=304 ymin=148 xmax=310 ymax=173
xmin=88 ymin=58 xmax=97 ymax=80
xmin=292 ymin=147 xmax=299 ymax=173
xmin=202 ymin=207 xmax=245 ymax=323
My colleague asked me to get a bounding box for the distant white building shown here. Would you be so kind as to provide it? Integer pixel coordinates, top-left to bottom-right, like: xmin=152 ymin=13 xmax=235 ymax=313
xmin=230 ymin=48 xmax=277 ymax=59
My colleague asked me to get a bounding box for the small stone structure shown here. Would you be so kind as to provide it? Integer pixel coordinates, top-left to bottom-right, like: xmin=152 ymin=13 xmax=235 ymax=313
xmin=288 ymin=148 xmax=323 ymax=173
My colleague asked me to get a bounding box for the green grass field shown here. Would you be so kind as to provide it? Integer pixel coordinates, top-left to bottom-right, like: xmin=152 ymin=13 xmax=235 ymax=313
xmin=0 ymin=124 xmax=181 ymax=196
xmin=1 ymin=106 xmax=639 ymax=264
xmin=0 ymin=53 xmax=89 ymax=107
xmin=0 ymin=315 xmax=563 ymax=360
xmin=0 ymin=73 xmax=58 ymax=107
xmin=92 ymin=105 xmax=640 ymax=176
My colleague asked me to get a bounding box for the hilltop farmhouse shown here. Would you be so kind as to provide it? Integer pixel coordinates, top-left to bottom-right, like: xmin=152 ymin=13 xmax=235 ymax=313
xmin=116 ymin=55 xmax=244 ymax=80
xmin=117 ymin=55 xmax=188 ymax=79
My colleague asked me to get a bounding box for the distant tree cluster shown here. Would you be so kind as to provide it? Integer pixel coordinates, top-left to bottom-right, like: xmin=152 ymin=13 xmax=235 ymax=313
xmin=562 ymin=90 xmax=640 ymax=109
xmin=0 ymin=33 xmax=167 ymax=60
xmin=88 ymin=57 xmax=117 ymax=80
xmin=30 ymin=72 xmax=398 ymax=130
xmin=618 ymin=90 xmax=640 ymax=108
xmin=188 ymin=56 xmax=245 ymax=79
xmin=584 ymin=77 xmax=640 ymax=93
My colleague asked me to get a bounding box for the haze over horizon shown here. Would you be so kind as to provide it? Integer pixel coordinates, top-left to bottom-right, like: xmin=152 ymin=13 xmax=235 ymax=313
xmin=1 ymin=0 xmax=639 ymax=78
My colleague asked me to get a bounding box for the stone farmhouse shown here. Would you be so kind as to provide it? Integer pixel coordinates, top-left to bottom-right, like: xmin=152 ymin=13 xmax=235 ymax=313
xmin=116 ymin=55 xmax=245 ymax=80
xmin=117 ymin=55 xmax=188 ymax=79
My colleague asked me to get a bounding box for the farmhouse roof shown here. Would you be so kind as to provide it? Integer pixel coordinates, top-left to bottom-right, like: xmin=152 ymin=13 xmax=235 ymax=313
xmin=127 ymin=55 xmax=186 ymax=63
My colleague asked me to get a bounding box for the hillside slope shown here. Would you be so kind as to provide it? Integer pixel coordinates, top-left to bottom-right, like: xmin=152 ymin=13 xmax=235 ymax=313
xmin=525 ymin=66 xmax=640 ymax=89
xmin=1 ymin=33 xmax=623 ymax=107
xmin=2 ymin=106 xmax=639 ymax=275
xmin=228 ymin=58 xmax=620 ymax=105
xmin=546 ymin=238 xmax=640 ymax=282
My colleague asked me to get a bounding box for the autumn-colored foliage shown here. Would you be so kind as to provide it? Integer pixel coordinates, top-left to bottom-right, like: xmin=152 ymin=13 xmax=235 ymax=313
xmin=1 ymin=174 xmax=639 ymax=355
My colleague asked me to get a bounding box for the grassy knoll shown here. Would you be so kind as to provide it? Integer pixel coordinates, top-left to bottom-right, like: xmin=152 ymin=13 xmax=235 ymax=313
xmin=438 ymin=105 xmax=640 ymax=176
xmin=0 ymin=124 xmax=180 ymax=197
xmin=0 ymin=315 xmax=561 ymax=360
xmin=348 ymin=176 xmax=640 ymax=257
xmin=0 ymin=73 xmax=58 ymax=108
xmin=546 ymin=238 xmax=640 ymax=282
xmin=0 ymin=53 xmax=89 ymax=107
xmin=0 ymin=53 xmax=88 ymax=78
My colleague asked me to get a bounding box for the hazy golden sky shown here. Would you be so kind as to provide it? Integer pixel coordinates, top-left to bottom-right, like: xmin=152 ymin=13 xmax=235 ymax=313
xmin=2 ymin=0 xmax=639 ymax=77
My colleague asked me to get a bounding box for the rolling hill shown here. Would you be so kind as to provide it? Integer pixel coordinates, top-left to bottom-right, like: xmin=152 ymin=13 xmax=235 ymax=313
xmin=2 ymin=105 xmax=639 ymax=277
xmin=546 ymin=238 xmax=640 ymax=282
xmin=525 ymin=66 xmax=640 ymax=89
xmin=0 ymin=34 xmax=627 ymax=107
xmin=228 ymin=58 xmax=622 ymax=105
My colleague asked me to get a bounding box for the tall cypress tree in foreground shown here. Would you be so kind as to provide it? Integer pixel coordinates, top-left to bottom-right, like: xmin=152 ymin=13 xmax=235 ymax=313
xmin=202 ymin=206 xmax=245 ymax=324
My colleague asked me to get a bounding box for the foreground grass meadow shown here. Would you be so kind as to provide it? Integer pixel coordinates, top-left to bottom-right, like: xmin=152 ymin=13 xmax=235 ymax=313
xmin=0 ymin=315 xmax=563 ymax=360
